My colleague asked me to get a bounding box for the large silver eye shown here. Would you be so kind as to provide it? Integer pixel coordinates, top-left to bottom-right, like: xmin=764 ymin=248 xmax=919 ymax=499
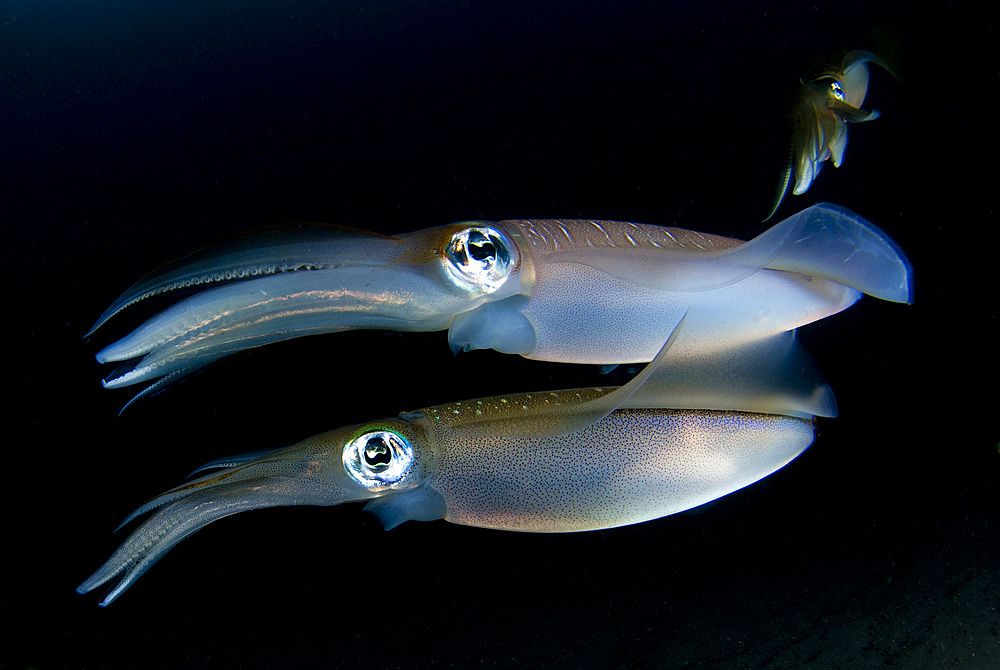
xmin=343 ymin=430 xmax=414 ymax=489
xmin=445 ymin=225 xmax=514 ymax=293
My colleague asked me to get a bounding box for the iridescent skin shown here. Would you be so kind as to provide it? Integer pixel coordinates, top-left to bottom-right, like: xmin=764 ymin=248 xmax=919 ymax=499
xmin=89 ymin=203 xmax=911 ymax=403
xmin=424 ymin=404 xmax=811 ymax=533
xmin=77 ymin=336 xmax=819 ymax=606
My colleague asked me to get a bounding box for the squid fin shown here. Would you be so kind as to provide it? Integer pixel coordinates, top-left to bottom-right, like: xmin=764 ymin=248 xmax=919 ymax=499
xmin=448 ymin=295 xmax=537 ymax=355
xmin=443 ymin=305 xmax=833 ymax=443
xmin=440 ymin=312 xmax=689 ymax=441
xmin=622 ymin=329 xmax=836 ymax=419
xmin=364 ymin=485 xmax=447 ymax=530
xmin=555 ymin=204 xmax=911 ymax=302
xmin=759 ymin=203 xmax=913 ymax=303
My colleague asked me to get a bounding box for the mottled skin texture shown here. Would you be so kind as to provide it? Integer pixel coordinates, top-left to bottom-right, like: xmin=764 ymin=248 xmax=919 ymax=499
xmin=78 ymin=382 xmax=815 ymax=604
xmin=510 ymin=218 xmax=743 ymax=255
xmin=419 ymin=391 xmax=814 ymax=532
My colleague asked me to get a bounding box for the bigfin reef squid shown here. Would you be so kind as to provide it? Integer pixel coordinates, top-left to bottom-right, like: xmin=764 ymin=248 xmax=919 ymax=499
xmin=89 ymin=203 xmax=912 ymax=409
xmin=763 ymin=50 xmax=899 ymax=222
xmin=78 ymin=312 xmax=836 ymax=605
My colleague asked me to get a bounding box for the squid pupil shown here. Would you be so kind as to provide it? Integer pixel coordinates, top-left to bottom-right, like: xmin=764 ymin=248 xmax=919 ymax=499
xmin=469 ymin=237 xmax=497 ymax=263
xmin=364 ymin=437 xmax=392 ymax=468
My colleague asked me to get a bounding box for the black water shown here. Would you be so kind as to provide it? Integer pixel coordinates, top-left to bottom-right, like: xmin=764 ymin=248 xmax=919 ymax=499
xmin=3 ymin=1 xmax=996 ymax=668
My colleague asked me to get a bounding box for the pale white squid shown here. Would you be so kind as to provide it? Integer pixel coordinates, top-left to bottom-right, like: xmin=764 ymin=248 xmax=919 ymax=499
xmin=89 ymin=203 xmax=911 ymax=402
xmin=78 ymin=318 xmax=832 ymax=605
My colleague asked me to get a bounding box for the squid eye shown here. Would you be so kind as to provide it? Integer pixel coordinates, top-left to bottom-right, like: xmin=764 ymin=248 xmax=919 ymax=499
xmin=445 ymin=225 xmax=514 ymax=293
xmin=363 ymin=436 xmax=392 ymax=469
xmin=343 ymin=430 xmax=414 ymax=489
xmin=829 ymin=80 xmax=845 ymax=101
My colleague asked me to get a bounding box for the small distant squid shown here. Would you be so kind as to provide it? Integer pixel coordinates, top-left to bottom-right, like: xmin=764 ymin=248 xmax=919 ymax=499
xmin=764 ymin=50 xmax=897 ymax=221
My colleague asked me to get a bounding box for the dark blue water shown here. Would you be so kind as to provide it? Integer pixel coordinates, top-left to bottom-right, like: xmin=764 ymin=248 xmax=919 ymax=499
xmin=4 ymin=1 xmax=996 ymax=667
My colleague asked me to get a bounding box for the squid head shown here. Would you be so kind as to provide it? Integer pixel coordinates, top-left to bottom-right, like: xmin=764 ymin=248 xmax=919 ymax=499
xmin=764 ymin=50 xmax=898 ymax=221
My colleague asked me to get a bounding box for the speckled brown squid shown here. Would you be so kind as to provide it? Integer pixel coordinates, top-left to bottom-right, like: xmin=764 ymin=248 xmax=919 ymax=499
xmin=77 ymin=318 xmax=831 ymax=606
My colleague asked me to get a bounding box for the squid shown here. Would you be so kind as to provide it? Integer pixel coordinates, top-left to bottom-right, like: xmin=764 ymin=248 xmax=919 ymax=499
xmin=78 ymin=317 xmax=833 ymax=605
xmin=764 ymin=51 xmax=897 ymax=222
xmin=89 ymin=203 xmax=911 ymax=401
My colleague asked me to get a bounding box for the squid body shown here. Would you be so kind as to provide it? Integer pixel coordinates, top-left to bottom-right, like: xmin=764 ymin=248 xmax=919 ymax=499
xmin=78 ymin=319 xmax=829 ymax=605
xmin=91 ymin=203 xmax=911 ymax=401
xmin=765 ymin=51 xmax=897 ymax=221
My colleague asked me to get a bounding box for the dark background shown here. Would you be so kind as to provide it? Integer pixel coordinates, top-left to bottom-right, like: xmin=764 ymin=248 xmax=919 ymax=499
xmin=3 ymin=1 xmax=996 ymax=668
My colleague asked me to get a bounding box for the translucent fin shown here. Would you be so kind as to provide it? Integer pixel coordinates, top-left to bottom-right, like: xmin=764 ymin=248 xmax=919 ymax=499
xmin=448 ymin=295 xmax=537 ymax=355
xmin=538 ymin=204 xmax=909 ymax=301
xmin=841 ymin=52 xmax=873 ymax=107
xmin=437 ymin=307 xmax=830 ymax=451
xmin=621 ymin=330 xmax=836 ymax=419
xmin=441 ymin=313 xmax=688 ymax=440
xmin=841 ymin=50 xmax=898 ymax=107
xmin=364 ymin=485 xmax=447 ymax=530
xmin=761 ymin=203 xmax=913 ymax=303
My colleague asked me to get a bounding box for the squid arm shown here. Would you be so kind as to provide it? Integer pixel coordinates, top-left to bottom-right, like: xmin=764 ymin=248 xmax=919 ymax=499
xmin=78 ymin=313 xmax=827 ymax=605
xmin=89 ymin=203 xmax=911 ymax=401
xmin=764 ymin=50 xmax=899 ymax=222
